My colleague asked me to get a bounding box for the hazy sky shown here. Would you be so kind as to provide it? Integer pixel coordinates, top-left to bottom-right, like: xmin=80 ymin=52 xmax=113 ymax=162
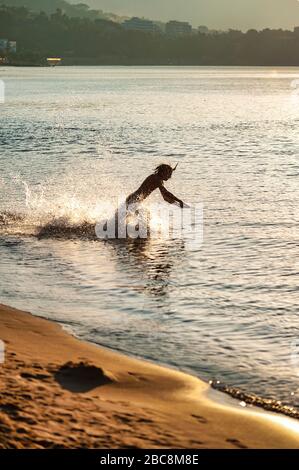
xmin=83 ymin=0 xmax=299 ymax=30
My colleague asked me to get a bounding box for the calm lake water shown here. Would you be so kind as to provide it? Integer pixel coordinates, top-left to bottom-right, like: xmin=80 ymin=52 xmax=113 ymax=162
xmin=0 ymin=66 xmax=298 ymax=410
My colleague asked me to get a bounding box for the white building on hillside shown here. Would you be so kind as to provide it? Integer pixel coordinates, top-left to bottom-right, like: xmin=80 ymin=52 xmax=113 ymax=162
xmin=165 ymin=21 xmax=192 ymax=36
xmin=122 ymin=17 xmax=160 ymax=33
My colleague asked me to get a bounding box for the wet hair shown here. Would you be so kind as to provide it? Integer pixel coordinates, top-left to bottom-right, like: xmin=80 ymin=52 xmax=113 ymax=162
xmin=154 ymin=164 xmax=173 ymax=179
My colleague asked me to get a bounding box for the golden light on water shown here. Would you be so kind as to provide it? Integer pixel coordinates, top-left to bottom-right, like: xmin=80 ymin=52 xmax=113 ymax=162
xmin=1 ymin=66 xmax=299 ymax=420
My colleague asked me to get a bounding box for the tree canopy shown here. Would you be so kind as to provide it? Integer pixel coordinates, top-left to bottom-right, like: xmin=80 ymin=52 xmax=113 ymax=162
xmin=1 ymin=0 xmax=124 ymax=21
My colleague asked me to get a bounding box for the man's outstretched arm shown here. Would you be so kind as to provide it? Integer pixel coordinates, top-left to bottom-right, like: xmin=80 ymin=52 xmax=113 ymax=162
xmin=159 ymin=185 xmax=185 ymax=208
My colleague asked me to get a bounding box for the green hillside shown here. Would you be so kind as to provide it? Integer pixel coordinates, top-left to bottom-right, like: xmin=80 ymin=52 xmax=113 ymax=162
xmin=0 ymin=0 xmax=123 ymax=22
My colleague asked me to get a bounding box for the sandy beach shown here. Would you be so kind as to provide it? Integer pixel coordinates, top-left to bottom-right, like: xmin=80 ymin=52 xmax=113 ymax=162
xmin=0 ymin=303 xmax=299 ymax=449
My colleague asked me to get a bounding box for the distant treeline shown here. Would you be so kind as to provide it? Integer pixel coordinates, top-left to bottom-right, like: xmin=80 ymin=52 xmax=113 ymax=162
xmin=1 ymin=0 xmax=124 ymax=22
xmin=1 ymin=5 xmax=299 ymax=66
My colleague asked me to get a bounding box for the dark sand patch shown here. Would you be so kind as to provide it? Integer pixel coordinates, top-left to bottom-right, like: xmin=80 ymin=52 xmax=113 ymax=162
xmin=54 ymin=362 xmax=114 ymax=393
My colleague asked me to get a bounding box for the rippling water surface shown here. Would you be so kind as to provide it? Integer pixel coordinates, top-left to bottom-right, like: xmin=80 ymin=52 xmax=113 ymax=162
xmin=0 ymin=66 xmax=298 ymax=410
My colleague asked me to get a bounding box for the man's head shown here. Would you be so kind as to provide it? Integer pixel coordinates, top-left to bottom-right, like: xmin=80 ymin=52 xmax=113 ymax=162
xmin=155 ymin=163 xmax=177 ymax=181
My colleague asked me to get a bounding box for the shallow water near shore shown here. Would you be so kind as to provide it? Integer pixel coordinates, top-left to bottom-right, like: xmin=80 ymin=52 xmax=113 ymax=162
xmin=0 ymin=66 xmax=298 ymax=412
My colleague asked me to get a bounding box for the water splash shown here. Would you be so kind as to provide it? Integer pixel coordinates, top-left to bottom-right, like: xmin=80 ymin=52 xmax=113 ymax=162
xmin=0 ymin=169 xmax=186 ymax=241
xmin=0 ymin=174 xmax=118 ymax=238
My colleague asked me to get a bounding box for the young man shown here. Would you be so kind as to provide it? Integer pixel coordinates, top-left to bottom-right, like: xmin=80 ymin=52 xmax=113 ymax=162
xmin=104 ymin=164 xmax=188 ymax=240
xmin=126 ymin=164 xmax=188 ymax=208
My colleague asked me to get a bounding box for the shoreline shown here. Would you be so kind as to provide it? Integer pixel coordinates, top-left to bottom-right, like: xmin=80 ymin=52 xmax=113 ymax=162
xmin=3 ymin=64 xmax=299 ymax=68
xmin=62 ymin=321 xmax=299 ymax=422
xmin=1 ymin=303 xmax=299 ymax=449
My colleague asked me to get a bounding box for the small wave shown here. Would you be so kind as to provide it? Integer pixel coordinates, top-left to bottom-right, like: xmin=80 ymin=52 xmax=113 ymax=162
xmin=0 ymin=211 xmax=26 ymax=226
xmin=37 ymin=218 xmax=97 ymax=240
xmin=211 ymin=381 xmax=299 ymax=420
xmin=0 ymin=210 xmax=97 ymax=240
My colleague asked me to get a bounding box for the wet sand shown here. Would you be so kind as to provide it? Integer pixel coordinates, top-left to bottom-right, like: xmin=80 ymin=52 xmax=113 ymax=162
xmin=0 ymin=303 xmax=299 ymax=449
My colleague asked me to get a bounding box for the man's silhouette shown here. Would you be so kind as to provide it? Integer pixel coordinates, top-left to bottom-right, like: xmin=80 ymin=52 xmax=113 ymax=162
xmin=126 ymin=164 xmax=187 ymax=208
